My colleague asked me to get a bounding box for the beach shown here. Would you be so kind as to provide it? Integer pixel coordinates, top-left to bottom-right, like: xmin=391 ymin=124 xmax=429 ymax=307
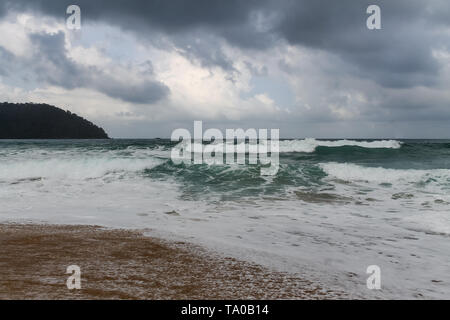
xmin=1 ymin=139 xmax=449 ymax=299
xmin=0 ymin=223 xmax=340 ymax=299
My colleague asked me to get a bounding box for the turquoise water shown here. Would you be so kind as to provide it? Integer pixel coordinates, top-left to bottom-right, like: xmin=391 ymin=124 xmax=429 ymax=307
xmin=3 ymin=138 xmax=449 ymax=193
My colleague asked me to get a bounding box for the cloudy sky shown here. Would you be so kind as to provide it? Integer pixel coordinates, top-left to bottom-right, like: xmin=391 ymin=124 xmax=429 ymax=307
xmin=0 ymin=0 xmax=449 ymax=138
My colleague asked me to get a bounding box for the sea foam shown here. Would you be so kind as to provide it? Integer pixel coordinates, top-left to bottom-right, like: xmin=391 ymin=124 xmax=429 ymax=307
xmin=320 ymin=162 xmax=450 ymax=184
xmin=175 ymin=138 xmax=402 ymax=154
xmin=0 ymin=153 xmax=163 ymax=181
xmin=278 ymin=138 xmax=402 ymax=153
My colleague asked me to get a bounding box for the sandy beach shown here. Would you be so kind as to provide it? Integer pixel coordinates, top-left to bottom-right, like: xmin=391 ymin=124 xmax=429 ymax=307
xmin=0 ymin=223 xmax=342 ymax=300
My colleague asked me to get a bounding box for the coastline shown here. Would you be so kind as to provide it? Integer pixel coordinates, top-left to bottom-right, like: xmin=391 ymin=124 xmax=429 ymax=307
xmin=0 ymin=223 xmax=342 ymax=299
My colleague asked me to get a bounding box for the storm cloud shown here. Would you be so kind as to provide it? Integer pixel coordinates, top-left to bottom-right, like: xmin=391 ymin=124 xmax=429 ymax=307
xmin=0 ymin=0 xmax=449 ymax=137
xmin=0 ymin=30 xmax=169 ymax=104
xmin=2 ymin=0 xmax=448 ymax=88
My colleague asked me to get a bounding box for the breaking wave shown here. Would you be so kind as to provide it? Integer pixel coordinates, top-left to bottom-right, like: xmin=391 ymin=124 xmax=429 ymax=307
xmin=0 ymin=157 xmax=163 ymax=181
xmin=174 ymin=138 xmax=402 ymax=154
xmin=278 ymin=138 xmax=402 ymax=153
xmin=320 ymin=162 xmax=450 ymax=185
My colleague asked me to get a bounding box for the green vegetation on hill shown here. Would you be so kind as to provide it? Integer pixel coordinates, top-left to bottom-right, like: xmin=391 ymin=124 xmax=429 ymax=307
xmin=0 ymin=103 xmax=109 ymax=139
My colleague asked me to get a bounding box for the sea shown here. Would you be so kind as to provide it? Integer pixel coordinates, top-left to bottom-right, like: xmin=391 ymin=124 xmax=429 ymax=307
xmin=0 ymin=138 xmax=449 ymax=299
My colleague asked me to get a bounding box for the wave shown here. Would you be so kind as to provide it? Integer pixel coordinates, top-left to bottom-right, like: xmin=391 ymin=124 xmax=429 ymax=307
xmin=278 ymin=138 xmax=402 ymax=153
xmin=320 ymin=162 xmax=450 ymax=185
xmin=0 ymin=157 xmax=163 ymax=181
xmin=174 ymin=138 xmax=402 ymax=155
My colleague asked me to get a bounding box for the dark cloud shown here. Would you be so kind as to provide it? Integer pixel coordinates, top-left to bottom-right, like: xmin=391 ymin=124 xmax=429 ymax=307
xmin=0 ymin=0 xmax=447 ymax=89
xmin=1 ymin=0 xmax=450 ymax=136
xmin=95 ymin=78 xmax=169 ymax=105
xmin=0 ymin=31 xmax=169 ymax=104
xmin=0 ymin=0 xmax=270 ymax=78
xmin=30 ymin=33 xmax=83 ymax=89
xmin=173 ymin=31 xmax=237 ymax=72
xmin=274 ymin=0 xmax=442 ymax=88
xmin=0 ymin=0 xmax=276 ymax=78
xmin=0 ymin=0 xmax=268 ymax=40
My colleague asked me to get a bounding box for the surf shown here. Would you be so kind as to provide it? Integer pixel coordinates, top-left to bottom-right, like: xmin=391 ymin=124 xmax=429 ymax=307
xmin=278 ymin=138 xmax=402 ymax=153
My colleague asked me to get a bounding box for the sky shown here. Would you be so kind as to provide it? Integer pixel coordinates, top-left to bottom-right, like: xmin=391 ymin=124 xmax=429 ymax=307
xmin=0 ymin=0 xmax=449 ymax=138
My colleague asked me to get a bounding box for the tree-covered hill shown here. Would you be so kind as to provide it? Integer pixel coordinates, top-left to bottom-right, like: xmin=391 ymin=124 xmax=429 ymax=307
xmin=0 ymin=103 xmax=109 ymax=139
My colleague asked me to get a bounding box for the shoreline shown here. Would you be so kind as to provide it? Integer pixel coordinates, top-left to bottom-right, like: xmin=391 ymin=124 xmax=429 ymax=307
xmin=0 ymin=223 xmax=343 ymax=299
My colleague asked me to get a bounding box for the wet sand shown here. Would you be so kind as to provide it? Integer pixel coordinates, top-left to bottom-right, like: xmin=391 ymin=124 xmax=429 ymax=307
xmin=0 ymin=223 xmax=341 ymax=299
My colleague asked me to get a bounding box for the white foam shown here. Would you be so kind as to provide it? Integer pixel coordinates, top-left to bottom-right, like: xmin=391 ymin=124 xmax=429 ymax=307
xmin=174 ymin=138 xmax=402 ymax=155
xmin=173 ymin=140 xmax=262 ymax=155
xmin=279 ymin=138 xmax=402 ymax=153
xmin=320 ymin=162 xmax=450 ymax=185
xmin=0 ymin=150 xmax=163 ymax=181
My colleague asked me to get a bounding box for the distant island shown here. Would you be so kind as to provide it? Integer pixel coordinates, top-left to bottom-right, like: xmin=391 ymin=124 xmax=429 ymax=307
xmin=0 ymin=103 xmax=109 ymax=139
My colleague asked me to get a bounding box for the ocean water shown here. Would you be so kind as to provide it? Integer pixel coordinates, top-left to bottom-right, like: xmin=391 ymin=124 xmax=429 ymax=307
xmin=0 ymin=138 xmax=449 ymax=298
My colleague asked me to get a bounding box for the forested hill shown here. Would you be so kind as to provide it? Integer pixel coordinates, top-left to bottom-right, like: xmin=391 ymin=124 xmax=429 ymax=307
xmin=0 ymin=103 xmax=109 ymax=139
